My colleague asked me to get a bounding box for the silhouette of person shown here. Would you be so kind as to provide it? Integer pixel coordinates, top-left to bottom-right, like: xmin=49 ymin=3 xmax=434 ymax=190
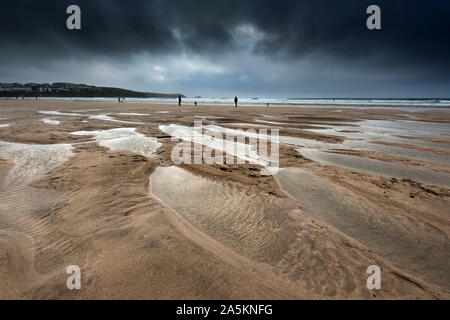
xmin=178 ymin=95 xmax=182 ymax=106
xmin=118 ymin=97 xmax=121 ymax=103
xmin=234 ymin=96 xmax=238 ymax=108
xmin=195 ymin=101 xmax=197 ymax=106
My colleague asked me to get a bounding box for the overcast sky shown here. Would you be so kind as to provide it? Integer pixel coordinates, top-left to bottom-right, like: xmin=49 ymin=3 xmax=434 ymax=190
xmin=1 ymin=0 xmax=449 ymax=98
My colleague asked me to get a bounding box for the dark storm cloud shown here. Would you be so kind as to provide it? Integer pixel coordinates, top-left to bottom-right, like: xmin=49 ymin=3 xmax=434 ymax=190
xmin=0 ymin=0 xmax=449 ymax=96
xmin=2 ymin=1 xmax=449 ymax=60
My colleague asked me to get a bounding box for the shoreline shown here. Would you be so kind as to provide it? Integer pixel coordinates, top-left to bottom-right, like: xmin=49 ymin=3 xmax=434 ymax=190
xmin=2 ymin=97 xmax=450 ymax=109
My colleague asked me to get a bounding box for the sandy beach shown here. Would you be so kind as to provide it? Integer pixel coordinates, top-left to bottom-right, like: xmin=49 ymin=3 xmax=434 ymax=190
xmin=0 ymin=100 xmax=449 ymax=299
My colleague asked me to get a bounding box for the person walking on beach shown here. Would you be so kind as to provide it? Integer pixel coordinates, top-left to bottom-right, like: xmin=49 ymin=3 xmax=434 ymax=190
xmin=234 ymin=96 xmax=238 ymax=108
xmin=194 ymin=101 xmax=197 ymax=107
xmin=178 ymin=95 xmax=182 ymax=106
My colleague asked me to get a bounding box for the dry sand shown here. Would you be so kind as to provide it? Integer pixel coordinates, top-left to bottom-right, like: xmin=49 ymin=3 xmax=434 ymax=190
xmin=0 ymin=100 xmax=448 ymax=299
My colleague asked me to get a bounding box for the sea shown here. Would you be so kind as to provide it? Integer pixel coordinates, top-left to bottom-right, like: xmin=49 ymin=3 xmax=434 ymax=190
xmin=34 ymin=97 xmax=450 ymax=111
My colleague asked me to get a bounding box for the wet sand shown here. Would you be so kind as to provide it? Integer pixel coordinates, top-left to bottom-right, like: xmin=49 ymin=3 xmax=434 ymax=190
xmin=0 ymin=100 xmax=449 ymax=299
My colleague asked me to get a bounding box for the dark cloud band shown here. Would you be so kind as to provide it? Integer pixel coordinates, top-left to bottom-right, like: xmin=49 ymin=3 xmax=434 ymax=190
xmin=1 ymin=0 xmax=449 ymax=96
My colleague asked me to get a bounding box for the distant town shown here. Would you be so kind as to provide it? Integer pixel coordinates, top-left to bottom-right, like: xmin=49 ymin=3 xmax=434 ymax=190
xmin=0 ymin=82 xmax=184 ymax=99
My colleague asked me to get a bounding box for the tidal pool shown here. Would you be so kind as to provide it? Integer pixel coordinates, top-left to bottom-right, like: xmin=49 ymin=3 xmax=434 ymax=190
xmin=306 ymin=120 xmax=450 ymax=150
xmin=88 ymin=114 xmax=143 ymax=125
xmin=117 ymin=113 xmax=151 ymax=116
xmin=299 ymin=149 xmax=450 ymax=187
xmin=150 ymin=166 xmax=296 ymax=262
xmin=38 ymin=111 xmax=84 ymax=117
xmin=0 ymin=140 xmax=73 ymax=186
xmin=41 ymin=119 xmax=60 ymax=125
xmin=275 ymin=167 xmax=450 ymax=290
xmin=160 ymin=123 xmax=450 ymax=186
xmin=159 ymin=124 xmax=278 ymax=174
xmin=72 ymin=128 xmax=161 ymax=157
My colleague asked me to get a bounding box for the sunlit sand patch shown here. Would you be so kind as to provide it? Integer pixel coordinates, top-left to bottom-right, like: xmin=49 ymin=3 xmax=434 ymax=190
xmin=275 ymin=167 xmax=450 ymax=290
xmin=71 ymin=128 xmax=161 ymax=157
xmin=38 ymin=111 xmax=84 ymax=117
xmin=41 ymin=119 xmax=60 ymax=126
xmin=88 ymin=114 xmax=143 ymax=125
xmin=0 ymin=124 xmax=10 ymax=128
xmin=155 ymin=111 xmax=170 ymax=114
xmin=150 ymin=166 xmax=296 ymax=262
xmin=299 ymin=148 xmax=450 ymax=187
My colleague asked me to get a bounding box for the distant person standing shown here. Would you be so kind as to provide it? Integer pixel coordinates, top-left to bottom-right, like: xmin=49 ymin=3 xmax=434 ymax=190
xmin=234 ymin=96 xmax=238 ymax=108
xmin=178 ymin=95 xmax=182 ymax=106
xmin=118 ymin=97 xmax=121 ymax=103
xmin=194 ymin=101 xmax=197 ymax=107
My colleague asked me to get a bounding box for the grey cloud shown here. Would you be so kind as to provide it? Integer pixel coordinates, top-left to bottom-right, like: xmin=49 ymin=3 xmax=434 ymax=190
xmin=0 ymin=0 xmax=449 ymax=97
